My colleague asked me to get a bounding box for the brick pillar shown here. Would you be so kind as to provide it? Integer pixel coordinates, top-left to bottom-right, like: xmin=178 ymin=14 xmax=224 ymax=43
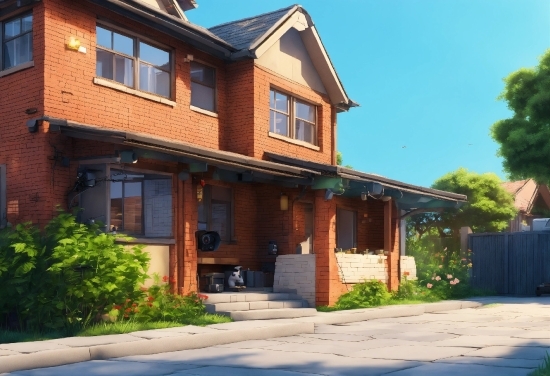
xmin=385 ymin=200 xmax=400 ymax=290
xmin=181 ymin=177 xmax=198 ymax=294
xmin=314 ymin=190 xmax=337 ymax=306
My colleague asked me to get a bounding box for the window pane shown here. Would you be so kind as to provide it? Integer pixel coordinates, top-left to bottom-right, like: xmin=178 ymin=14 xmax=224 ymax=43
xmin=139 ymin=63 xmax=170 ymax=97
xmin=110 ymin=181 xmax=123 ymax=232
xmin=114 ymin=54 xmax=133 ymax=86
xmin=113 ymin=32 xmax=134 ymax=56
xmin=3 ymin=33 xmax=32 ymax=69
xmin=22 ymin=15 xmax=32 ymax=33
xmin=96 ymin=26 xmax=112 ymax=49
xmin=143 ymin=179 xmax=172 ymax=237
xmin=211 ymin=186 xmax=231 ymax=202
xmin=4 ymin=18 xmax=20 ymax=39
xmin=139 ymin=42 xmax=169 ymax=68
xmin=190 ymin=61 xmax=214 ymax=87
xmin=296 ymin=101 xmax=315 ymax=122
xmin=270 ymin=111 xmax=289 ymax=136
xmin=191 ymin=81 xmax=215 ymax=111
xmin=274 ymin=92 xmax=288 ymax=112
xmin=123 ymin=181 xmax=142 ymax=234
xmin=270 ymin=89 xmax=276 ymax=109
xmin=96 ymin=49 xmax=114 ymax=79
xmin=295 ymin=119 xmax=315 ymax=144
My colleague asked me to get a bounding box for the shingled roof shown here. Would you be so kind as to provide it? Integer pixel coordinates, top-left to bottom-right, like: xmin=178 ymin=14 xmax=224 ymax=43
xmin=208 ymin=5 xmax=296 ymax=50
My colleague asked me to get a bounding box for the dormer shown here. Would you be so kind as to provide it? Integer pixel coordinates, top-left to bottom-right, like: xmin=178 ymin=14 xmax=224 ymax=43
xmin=136 ymin=0 xmax=197 ymax=21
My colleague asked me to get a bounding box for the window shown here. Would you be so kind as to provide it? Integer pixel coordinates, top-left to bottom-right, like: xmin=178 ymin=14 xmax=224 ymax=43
xmin=190 ymin=61 xmax=216 ymax=112
xmin=96 ymin=25 xmax=171 ymax=98
xmin=336 ymin=208 xmax=356 ymax=250
xmin=1 ymin=13 xmax=33 ymax=71
xmin=109 ymin=170 xmax=172 ymax=237
xmin=198 ymin=185 xmax=233 ymax=242
xmin=0 ymin=165 xmax=5 ymax=229
xmin=270 ymin=89 xmax=317 ymax=145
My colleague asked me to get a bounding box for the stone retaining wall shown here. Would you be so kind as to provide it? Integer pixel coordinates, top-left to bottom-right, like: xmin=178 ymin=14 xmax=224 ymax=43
xmin=273 ymin=254 xmax=316 ymax=307
xmin=400 ymin=256 xmax=417 ymax=280
xmin=335 ymin=254 xmax=388 ymax=284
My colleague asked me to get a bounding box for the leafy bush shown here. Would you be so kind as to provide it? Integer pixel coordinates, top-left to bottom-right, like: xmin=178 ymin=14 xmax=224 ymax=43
xmin=0 ymin=211 xmax=150 ymax=332
xmin=335 ymin=280 xmax=391 ymax=310
xmin=107 ymin=274 xmax=209 ymax=324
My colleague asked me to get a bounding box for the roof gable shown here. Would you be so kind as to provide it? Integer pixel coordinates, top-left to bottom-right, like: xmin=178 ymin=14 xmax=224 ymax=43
xmin=209 ymin=5 xmax=357 ymax=111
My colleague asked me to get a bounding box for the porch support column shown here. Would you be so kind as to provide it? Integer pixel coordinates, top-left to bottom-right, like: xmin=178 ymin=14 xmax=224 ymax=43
xmin=314 ymin=190 xmax=337 ymax=306
xmin=384 ymin=200 xmax=399 ymax=290
xmin=181 ymin=177 xmax=198 ymax=294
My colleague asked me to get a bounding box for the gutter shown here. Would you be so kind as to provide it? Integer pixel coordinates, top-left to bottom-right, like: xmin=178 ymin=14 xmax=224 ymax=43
xmin=86 ymin=0 xmax=235 ymax=59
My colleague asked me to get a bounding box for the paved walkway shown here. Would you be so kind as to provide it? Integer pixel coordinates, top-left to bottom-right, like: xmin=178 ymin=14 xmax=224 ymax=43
xmin=4 ymin=297 xmax=550 ymax=375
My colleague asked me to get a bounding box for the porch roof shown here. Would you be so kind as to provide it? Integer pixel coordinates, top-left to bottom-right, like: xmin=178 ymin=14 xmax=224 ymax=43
xmin=46 ymin=118 xmax=319 ymax=181
xmin=265 ymin=153 xmax=468 ymax=212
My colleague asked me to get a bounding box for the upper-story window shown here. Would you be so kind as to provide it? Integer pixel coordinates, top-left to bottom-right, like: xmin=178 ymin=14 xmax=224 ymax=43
xmin=190 ymin=61 xmax=216 ymax=112
xmin=95 ymin=25 xmax=172 ymax=98
xmin=270 ymin=89 xmax=317 ymax=146
xmin=1 ymin=13 xmax=33 ymax=71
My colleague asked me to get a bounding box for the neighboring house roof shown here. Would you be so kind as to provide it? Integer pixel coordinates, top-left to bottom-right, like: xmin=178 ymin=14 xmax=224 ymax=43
xmin=501 ymin=179 xmax=550 ymax=213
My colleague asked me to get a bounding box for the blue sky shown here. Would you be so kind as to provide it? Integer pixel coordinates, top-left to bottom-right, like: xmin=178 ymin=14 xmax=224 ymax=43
xmin=188 ymin=0 xmax=550 ymax=187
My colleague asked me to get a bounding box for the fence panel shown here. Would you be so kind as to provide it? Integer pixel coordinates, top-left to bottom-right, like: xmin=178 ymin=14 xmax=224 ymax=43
xmin=470 ymin=231 xmax=550 ymax=295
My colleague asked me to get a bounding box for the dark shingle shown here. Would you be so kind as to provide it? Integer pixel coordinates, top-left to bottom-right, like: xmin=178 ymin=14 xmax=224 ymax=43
xmin=208 ymin=5 xmax=297 ymax=50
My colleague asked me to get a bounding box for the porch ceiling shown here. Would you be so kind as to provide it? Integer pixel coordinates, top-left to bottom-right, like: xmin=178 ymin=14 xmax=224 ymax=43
xmin=46 ymin=118 xmax=319 ymax=183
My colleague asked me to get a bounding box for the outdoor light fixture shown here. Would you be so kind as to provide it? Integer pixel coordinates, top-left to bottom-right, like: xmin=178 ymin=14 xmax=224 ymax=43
xmin=280 ymin=193 xmax=289 ymax=211
xmin=119 ymin=150 xmax=138 ymax=164
xmin=361 ymin=192 xmax=368 ymax=201
xmin=67 ymin=36 xmax=80 ymax=50
xmin=325 ymin=189 xmax=334 ymax=201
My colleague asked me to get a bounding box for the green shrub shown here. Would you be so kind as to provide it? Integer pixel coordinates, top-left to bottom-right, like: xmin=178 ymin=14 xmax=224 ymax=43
xmin=107 ymin=274 xmax=208 ymax=324
xmin=0 ymin=211 xmax=150 ymax=332
xmin=335 ymin=280 xmax=391 ymax=310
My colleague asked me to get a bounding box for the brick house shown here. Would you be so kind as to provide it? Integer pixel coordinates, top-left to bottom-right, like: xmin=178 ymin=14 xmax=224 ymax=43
xmin=0 ymin=0 xmax=466 ymax=307
xmin=502 ymin=179 xmax=550 ymax=232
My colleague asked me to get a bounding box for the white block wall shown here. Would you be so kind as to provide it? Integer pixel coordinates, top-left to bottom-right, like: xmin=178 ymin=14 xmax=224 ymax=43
xmin=400 ymin=256 xmax=417 ymax=280
xmin=273 ymin=254 xmax=316 ymax=307
xmin=335 ymin=254 xmax=388 ymax=284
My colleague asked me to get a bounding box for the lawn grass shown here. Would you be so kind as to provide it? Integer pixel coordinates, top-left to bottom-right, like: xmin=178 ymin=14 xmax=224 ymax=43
xmin=316 ymin=297 xmax=442 ymax=312
xmin=0 ymin=313 xmax=231 ymax=344
xmin=532 ymin=352 xmax=550 ymax=376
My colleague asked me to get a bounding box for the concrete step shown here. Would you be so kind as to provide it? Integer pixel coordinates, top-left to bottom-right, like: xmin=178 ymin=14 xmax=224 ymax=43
xmin=226 ymin=308 xmax=318 ymax=321
xmin=205 ymin=299 xmax=309 ymax=313
xmin=203 ymin=292 xmax=302 ymax=304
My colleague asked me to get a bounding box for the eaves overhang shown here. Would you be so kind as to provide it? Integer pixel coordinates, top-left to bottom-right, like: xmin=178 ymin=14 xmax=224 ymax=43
xmin=266 ymin=152 xmax=468 ymax=209
xmin=86 ymin=0 xmax=236 ymax=60
xmin=42 ymin=117 xmax=319 ymax=181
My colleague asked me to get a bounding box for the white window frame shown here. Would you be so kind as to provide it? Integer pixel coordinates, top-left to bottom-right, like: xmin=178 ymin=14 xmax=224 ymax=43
xmin=190 ymin=60 xmax=217 ymax=113
xmin=269 ymin=88 xmax=318 ymax=147
xmin=0 ymin=164 xmax=6 ymax=229
xmin=95 ymin=21 xmax=174 ymax=99
xmin=0 ymin=12 xmax=33 ymax=73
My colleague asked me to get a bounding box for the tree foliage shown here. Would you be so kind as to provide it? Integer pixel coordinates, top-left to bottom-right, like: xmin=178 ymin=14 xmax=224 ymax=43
xmin=491 ymin=49 xmax=550 ymax=183
xmin=336 ymin=151 xmax=353 ymax=169
xmin=408 ymin=168 xmax=516 ymax=238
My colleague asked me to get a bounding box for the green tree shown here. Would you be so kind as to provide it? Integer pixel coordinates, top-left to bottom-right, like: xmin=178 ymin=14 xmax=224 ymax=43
xmin=491 ymin=49 xmax=550 ymax=183
xmin=408 ymin=168 xmax=516 ymax=238
xmin=336 ymin=151 xmax=353 ymax=169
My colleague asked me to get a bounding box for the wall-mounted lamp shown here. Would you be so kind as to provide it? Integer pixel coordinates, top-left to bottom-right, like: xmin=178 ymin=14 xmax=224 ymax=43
xmin=183 ymin=54 xmax=194 ymax=63
xmin=325 ymin=189 xmax=334 ymax=201
xmin=119 ymin=150 xmax=138 ymax=164
xmin=280 ymin=193 xmax=289 ymax=211
xmin=361 ymin=192 xmax=368 ymax=201
xmin=67 ymin=37 xmax=80 ymax=50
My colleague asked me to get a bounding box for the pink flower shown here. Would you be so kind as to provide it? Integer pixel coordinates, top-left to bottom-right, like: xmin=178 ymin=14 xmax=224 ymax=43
xmin=447 ymin=274 xmax=453 ymax=279
xmin=435 ymin=276 xmax=441 ymax=281
xmin=454 ymin=278 xmax=460 ymax=284
xmin=450 ymin=281 xmax=456 ymax=285
xmin=427 ymin=283 xmax=433 ymax=289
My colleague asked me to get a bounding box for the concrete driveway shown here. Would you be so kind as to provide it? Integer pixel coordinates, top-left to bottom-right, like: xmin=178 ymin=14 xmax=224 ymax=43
xmin=7 ymin=297 xmax=550 ymax=375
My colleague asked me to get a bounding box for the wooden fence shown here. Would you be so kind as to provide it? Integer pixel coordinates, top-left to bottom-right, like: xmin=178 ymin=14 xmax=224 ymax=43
xmin=469 ymin=231 xmax=550 ymax=295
